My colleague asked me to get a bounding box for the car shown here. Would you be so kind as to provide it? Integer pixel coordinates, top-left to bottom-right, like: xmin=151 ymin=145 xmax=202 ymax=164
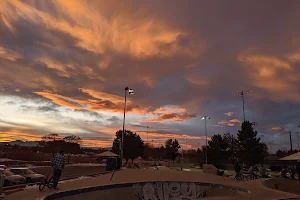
xmin=0 ymin=165 xmax=6 ymax=170
xmin=9 ymin=168 xmax=45 ymax=183
xmin=0 ymin=169 xmax=26 ymax=186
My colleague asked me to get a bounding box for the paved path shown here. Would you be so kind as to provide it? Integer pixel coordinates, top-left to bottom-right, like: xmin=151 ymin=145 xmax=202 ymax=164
xmin=31 ymin=165 xmax=106 ymax=181
xmin=4 ymin=169 xmax=300 ymax=200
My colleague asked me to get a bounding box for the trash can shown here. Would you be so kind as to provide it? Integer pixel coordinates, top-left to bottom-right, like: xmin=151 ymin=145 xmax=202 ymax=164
xmin=106 ymin=157 xmax=117 ymax=171
xmin=116 ymin=157 xmax=121 ymax=170
xmin=106 ymin=157 xmax=122 ymax=171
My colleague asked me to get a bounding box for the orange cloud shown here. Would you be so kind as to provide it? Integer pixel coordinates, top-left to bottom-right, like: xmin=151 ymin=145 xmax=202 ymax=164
xmin=224 ymin=112 xmax=234 ymax=116
xmin=34 ymin=90 xmax=146 ymax=114
xmin=1 ymin=0 xmax=203 ymax=60
xmin=0 ymin=130 xmax=113 ymax=148
xmin=218 ymin=119 xmax=241 ymax=127
xmin=80 ymin=88 xmax=125 ymax=104
xmin=229 ymin=119 xmax=241 ymax=123
xmin=0 ymin=46 xmax=22 ymax=61
xmin=239 ymin=53 xmax=300 ymax=102
xmin=271 ymin=126 xmax=282 ymax=131
xmin=35 ymin=57 xmax=75 ymax=78
xmin=81 ymin=139 xmax=113 ymax=148
xmin=34 ymin=91 xmax=82 ymax=109
xmin=137 ymin=131 xmax=207 ymax=140
xmin=185 ymin=76 xmax=209 ymax=86
xmin=151 ymin=106 xmax=187 ymax=115
xmin=141 ymin=112 xmax=197 ymax=123
xmin=0 ymin=130 xmax=42 ymax=143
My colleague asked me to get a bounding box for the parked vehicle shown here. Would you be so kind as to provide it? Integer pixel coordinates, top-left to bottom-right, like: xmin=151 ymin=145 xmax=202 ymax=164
xmin=0 ymin=169 xmax=26 ymax=186
xmin=0 ymin=165 xmax=6 ymax=170
xmin=9 ymin=168 xmax=45 ymax=183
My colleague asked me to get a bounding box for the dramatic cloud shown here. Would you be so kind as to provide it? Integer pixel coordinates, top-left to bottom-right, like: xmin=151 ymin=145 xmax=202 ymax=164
xmin=1 ymin=0 xmax=300 ymax=149
xmin=225 ymin=112 xmax=234 ymax=117
xmin=217 ymin=119 xmax=241 ymax=127
xmin=142 ymin=112 xmax=197 ymax=123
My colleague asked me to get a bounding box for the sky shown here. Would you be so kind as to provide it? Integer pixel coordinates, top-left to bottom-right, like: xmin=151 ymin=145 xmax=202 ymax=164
xmin=1 ymin=0 xmax=300 ymax=152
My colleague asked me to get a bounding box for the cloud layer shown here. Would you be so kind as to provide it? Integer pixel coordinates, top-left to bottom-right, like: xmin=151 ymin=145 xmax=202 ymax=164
xmin=1 ymin=0 xmax=300 ymax=150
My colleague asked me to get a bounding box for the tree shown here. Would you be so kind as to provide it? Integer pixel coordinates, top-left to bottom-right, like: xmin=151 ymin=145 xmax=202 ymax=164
xmin=276 ymin=149 xmax=299 ymax=158
xmin=41 ymin=134 xmax=61 ymax=142
xmin=111 ymin=130 xmax=144 ymax=163
xmin=165 ymin=139 xmax=181 ymax=162
xmin=39 ymin=134 xmax=81 ymax=154
xmin=236 ymin=121 xmax=267 ymax=164
xmin=207 ymin=134 xmax=231 ymax=166
xmin=143 ymin=143 xmax=156 ymax=160
xmin=223 ymin=133 xmax=238 ymax=164
xmin=63 ymin=135 xmax=82 ymax=144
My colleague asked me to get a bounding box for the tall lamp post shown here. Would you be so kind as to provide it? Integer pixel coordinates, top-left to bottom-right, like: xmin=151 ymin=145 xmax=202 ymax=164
xmin=235 ymin=90 xmax=251 ymax=122
xmin=202 ymin=116 xmax=210 ymax=164
xmin=296 ymin=132 xmax=300 ymax=151
xmin=147 ymin=126 xmax=149 ymax=142
xmin=121 ymin=87 xmax=134 ymax=160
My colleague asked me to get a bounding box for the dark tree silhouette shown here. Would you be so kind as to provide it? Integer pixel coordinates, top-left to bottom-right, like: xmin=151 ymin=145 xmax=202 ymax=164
xmin=207 ymin=134 xmax=231 ymax=166
xmin=41 ymin=134 xmax=61 ymax=141
xmin=276 ymin=149 xmax=299 ymax=158
xmin=39 ymin=134 xmax=81 ymax=154
xmin=236 ymin=121 xmax=267 ymax=164
xmin=165 ymin=139 xmax=181 ymax=162
xmin=63 ymin=135 xmax=82 ymax=144
xmin=111 ymin=130 xmax=144 ymax=163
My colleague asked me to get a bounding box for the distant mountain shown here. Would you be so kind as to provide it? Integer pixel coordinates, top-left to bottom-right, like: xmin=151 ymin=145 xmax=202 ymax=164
xmin=8 ymin=140 xmax=39 ymax=147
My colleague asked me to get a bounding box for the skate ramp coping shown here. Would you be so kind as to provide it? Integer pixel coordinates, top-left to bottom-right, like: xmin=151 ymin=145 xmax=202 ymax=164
xmin=264 ymin=179 xmax=300 ymax=195
xmin=44 ymin=181 xmax=252 ymax=200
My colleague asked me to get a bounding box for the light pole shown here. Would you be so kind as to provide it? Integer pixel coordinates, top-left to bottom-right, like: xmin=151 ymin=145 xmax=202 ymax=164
xmin=235 ymin=90 xmax=251 ymax=122
xmin=202 ymin=116 xmax=210 ymax=164
xmin=121 ymin=87 xmax=134 ymax=160
xmin=147 ymin=126 xmax=149 ymax=142
xmin=296 ymin=132 xmax=300 ymax=151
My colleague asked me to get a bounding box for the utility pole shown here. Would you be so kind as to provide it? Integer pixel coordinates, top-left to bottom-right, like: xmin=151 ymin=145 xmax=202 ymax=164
xmin=202 ymin=116 xmax=210 ymax=164
xmin=296 ymin=132 xmax=300 ymax=151
xmin=289 ymin=131 xmax=293 ymax=151
xmin=235 ymin=90 xmax=251 ymax=122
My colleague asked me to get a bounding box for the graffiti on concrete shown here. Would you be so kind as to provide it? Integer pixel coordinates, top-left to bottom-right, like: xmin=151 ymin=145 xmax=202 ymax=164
xmin=133 ymin=182 xmax=207 ymax=200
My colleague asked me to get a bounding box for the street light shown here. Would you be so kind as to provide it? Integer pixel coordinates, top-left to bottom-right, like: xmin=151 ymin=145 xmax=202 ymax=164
xmin=235 ymin=90 xmax=251 ymax=122
xmin=147 ymin=126 xmax=149 ymax=142
xmin=121 ymin=87 xmax=134 ymax=160
xmin=296 ymin=132 xmax=300 ymax=151
xmin=202 ymin=116 xmax=210 ymax=164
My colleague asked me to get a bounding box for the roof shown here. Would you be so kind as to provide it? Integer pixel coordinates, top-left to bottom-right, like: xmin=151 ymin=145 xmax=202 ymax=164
xmin=279 ymin=152 xmax=300 ymax=161
xmin=97 ymin=151 xmax=119 ymax=157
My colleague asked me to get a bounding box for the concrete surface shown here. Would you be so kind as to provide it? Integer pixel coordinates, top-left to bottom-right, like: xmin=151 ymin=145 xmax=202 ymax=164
xmin=31 ymin=166 xmax=106 ymax=181
xmin=264 ymin=178 xmax=300 ymax=195
xmin=4 ymin=169 xmax=300 ymax=200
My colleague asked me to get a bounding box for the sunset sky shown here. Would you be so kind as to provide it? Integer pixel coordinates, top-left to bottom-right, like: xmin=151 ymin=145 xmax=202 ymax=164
xmin=1 ymin=0 xmax=300 ymax=151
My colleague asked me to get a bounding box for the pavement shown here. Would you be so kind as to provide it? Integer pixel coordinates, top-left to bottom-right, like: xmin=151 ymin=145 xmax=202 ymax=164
xmin=30 ymin=165 xmax=106 ymax=181
xmin=3 ymin=168 xmax=300 ymax=200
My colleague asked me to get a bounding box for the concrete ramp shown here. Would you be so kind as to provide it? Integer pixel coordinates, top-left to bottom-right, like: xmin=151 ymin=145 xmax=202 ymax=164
xmin=203 ymin=164 xmax=218 ymax=174
xmin=264 ymin=179 xmax=300 ymax=195
xmin=44 ymin=181 xmax=251 ymax=200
